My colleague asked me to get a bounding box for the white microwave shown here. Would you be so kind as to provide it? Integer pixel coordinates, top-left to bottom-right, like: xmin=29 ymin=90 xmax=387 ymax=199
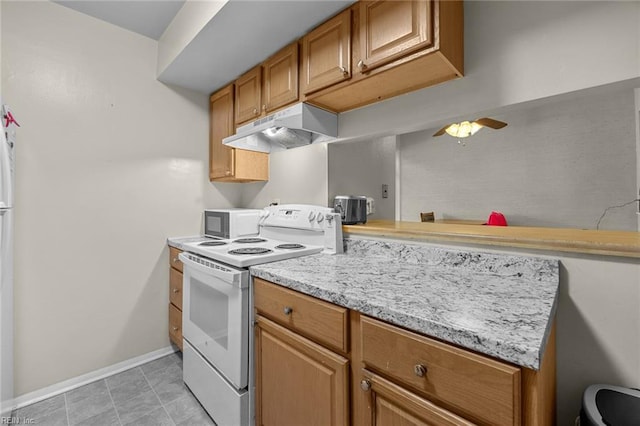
xmin=204 ymin=208 xmax=262 ymax=239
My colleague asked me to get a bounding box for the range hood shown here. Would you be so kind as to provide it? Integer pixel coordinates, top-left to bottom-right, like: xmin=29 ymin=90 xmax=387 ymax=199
xmin=222 ymin=103 xmax=338 ymax=153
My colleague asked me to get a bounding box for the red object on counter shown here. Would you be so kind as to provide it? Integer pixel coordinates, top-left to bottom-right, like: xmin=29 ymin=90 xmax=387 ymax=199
xmin=484 ymin=211 xmax=508 ymax=226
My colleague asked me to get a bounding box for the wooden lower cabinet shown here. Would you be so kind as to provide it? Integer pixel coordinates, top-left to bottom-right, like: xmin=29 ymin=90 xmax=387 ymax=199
xmin=254 ymin=279 xmax=556 ymax=426
xmin=255 ymin=315 xmax=349 ymax=426
xmin=360 ymin=369 xmax=474 ymax=426
xmin=168 ymin=246 xmax=183 ymax=351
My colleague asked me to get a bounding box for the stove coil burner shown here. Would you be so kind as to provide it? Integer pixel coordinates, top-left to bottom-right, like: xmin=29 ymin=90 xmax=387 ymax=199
xmin=199 ymin=241 xmax=228 ymax=247
xmin=233 ymin=238 xmax=268 ymax=244
xmin=228 ymin=247 xmax=273 ymax=255
xmin=275 ymin=243 xmax=305 ymax=250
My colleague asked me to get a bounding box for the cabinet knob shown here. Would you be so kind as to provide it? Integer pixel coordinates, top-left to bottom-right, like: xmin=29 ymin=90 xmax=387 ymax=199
xmin=172 ymin=326 xmax=179 ymax=332
xmin=172 ymin=258 xmax=179 ymax=263
xmin=283 ymin=306 xmax=293 ymax=315
xmin=339 ymin=66 xmax=348 ymax=76
xmin=262 ymin=104 xmax=267 ymax=111
xmin=225 ymin=170 xmax=231 ymax=176
xmin=172 ymin=288 xmax=180 ymax=293
xmin=414 ymin=364 xmax=427 ymax=377
xmin=357 ymin=60 xmax=368 ymax=71
xmin=360 ymin=379 xmax=371 ymax=391
xmin=253 ymin=108 xmax=258 ymax=115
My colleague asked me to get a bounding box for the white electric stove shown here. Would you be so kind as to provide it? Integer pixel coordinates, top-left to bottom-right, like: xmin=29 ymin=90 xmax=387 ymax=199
xmin=182 ymin=204 xmax=342 ymax=267
xmin=179 ymin=204 xmax=343 ymax=426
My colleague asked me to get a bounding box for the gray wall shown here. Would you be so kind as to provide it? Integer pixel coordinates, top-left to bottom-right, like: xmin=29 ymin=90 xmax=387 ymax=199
xmin=242 ymin=143 xmax=329 ymax=208
xmin=398 ymin=88 xmax=638 ymax=230
xmin=327 ymin=137 xmax=396 ymax=220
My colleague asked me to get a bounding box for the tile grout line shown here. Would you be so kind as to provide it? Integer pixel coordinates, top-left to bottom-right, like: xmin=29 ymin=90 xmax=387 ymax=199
xmin=104 ymin=378 xmax=125 ymax=426
xmin=140 ymin=366 xmax=177 ymax=426
xmin=63 ymin=393 xmax=71 ymax=426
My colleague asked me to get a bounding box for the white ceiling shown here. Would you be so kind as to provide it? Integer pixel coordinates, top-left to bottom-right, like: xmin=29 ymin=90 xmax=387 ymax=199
xmin=54 ymin=0 xmax=355 ymax=94
xmin=54 ymin=0 xmax=186 ymax=40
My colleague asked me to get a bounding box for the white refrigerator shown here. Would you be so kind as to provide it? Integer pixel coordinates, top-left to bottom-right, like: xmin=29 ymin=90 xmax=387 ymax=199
xmin=0 ymin=103 xmax=16 ymax=416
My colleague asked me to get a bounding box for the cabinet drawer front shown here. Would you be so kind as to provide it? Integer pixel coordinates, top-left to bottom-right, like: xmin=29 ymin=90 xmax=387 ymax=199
xmin=254 ymin=278 xmax=348 ymax=353
xmin=360 ymin=316 xmax=520 ymax=426
xmin=169 ymin=247 xmax=183 ymax=273
xmin=169 ymin=303 xmax=183 ymax=351
xmin=169 ymin=267 xmax=183 ymax=310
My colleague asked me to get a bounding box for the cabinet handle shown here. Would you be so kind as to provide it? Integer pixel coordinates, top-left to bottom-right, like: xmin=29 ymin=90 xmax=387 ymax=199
xmin=283 ymin=306 xmax=293 ymax=315
xmin=414 ymin=364 xmax=427 ymax=377
xmin=360 ymin=379 xmax=371 ymax=391
xmin=339 ymin=66 xmax=348 ymax=76
xmin=357 ymin=60 xmax=368 ymax=71
xmin=172 ymin=288 xmax=180 ymax=293
xmin=172 ymin=327 xmax=179 ymax=332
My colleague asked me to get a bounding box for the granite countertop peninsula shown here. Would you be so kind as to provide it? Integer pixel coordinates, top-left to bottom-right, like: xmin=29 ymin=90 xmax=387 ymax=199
xmin=250 ymin=237 xmax=560 ymax=370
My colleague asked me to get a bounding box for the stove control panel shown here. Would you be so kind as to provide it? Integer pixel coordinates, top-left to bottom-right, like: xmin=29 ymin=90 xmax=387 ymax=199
xmin=260 ymin=204 xmax=334 ymax=230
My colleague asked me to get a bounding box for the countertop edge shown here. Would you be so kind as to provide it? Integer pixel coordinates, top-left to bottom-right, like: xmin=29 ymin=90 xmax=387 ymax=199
xmin=343 ymin=221 xmax=640 ymax=259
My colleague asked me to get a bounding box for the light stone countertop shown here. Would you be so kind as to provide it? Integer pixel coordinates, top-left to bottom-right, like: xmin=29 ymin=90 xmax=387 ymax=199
xmin=167 ymin=235 xmax=208 ymax=250
xmin=250 ymin=238 xmax=559 ymax=370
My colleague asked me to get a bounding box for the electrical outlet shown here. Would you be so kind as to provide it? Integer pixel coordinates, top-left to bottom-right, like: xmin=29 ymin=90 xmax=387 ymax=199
xmin=382 ymin=184 xmax=389 ymax=199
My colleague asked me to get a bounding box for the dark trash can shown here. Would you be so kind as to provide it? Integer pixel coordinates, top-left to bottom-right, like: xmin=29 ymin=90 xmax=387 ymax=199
xmin=579 ymin=384 xmax=640 ymax=426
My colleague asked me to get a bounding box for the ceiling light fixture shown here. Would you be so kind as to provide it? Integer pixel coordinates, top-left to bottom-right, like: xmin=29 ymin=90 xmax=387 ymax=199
xmin=433 ymin=118 xmax=508 ymax=139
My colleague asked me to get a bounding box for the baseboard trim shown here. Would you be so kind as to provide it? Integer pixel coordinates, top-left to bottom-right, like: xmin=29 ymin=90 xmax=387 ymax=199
xmin=12 ymin=346 xmax=178 ymax=410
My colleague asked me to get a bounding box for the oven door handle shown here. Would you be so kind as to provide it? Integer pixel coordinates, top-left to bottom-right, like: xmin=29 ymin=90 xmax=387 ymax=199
xmin=178 ymin=252 xmax=248 ymax=288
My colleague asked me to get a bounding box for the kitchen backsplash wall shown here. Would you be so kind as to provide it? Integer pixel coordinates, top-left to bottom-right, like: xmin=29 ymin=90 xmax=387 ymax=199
xmin=328 ymin=136 xmax=396 ymax=220
xmin=241 ymin=143 xmax=329 ymax=208
xmin=398 ymin=88 xmax=638 ymax=230
xmin=2 ymin=0 xmax=238 ymax=396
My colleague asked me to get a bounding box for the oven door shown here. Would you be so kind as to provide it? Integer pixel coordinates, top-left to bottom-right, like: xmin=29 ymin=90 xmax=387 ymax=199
xmin=179 ymin=252 xmax=249 ymax=389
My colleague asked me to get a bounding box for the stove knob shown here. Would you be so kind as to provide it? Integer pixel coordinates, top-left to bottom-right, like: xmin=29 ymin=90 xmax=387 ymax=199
xmin=316 ymin=214 xmax=324 ymax=224
xmin=308 ymin=211 xmax=316 ymax=222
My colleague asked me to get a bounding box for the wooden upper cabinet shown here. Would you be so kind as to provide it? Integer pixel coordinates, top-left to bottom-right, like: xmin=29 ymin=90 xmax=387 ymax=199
xmin=236 ymin=43 xmax=300 ymax=126
xmin=209 ymin=84 xmax=235 ymax=180
xmin=235 ymin=66 xmax=262 ymax=125
xmin=306 ymin=0 xmax=463 ymax=112
xmin=210 ymin=84 xmax=269 ymax=182
xmin=301 ymin=9 xmax=351 ymax=95
xmin=263 ymin=42 xmax=299 ymax=114
xmin=358 ymin=0 xmax=433 ymax=73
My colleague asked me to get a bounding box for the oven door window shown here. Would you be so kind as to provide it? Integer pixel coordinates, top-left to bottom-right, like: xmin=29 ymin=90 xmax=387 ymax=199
xmin=190 ymin=278 xmax=229 ymax=349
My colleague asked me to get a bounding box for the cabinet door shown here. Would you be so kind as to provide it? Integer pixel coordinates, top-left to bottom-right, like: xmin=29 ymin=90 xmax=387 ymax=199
xmin=209 ymin=85 xmax=235 ymax=180
xmin=301 ymin=9 xmax=351 ymax=95
xmin=360 ymin=369 xmax=475 ymax=426
xmin=169 ymin=267 xmax=182 ymax=310
xmin=235 ymin=65 xmax=262 ymax=125
xmin=263 ymin=43 xmax=299 ymax=113
xmin=169 ymin=303 xmax=183 ymax=352
xmin=358 ymin=0 xmax=433 ymax=73
xmin=255 ymin=315 xmax=349 ymax=426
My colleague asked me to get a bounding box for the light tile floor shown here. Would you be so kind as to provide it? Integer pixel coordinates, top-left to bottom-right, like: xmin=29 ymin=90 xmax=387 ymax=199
xmin=12 ymin=352 xmax=215 ymax=425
